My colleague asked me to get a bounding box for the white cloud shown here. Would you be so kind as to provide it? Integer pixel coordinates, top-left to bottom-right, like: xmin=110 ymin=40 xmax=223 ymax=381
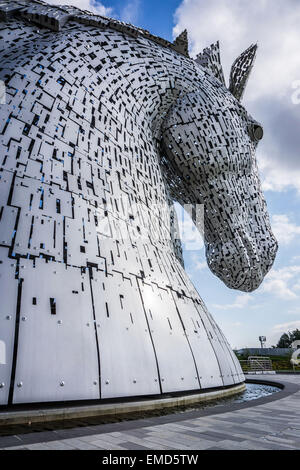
xmin=268 ymin=320 xmax=300 ymax=346
xmin=271 ymin=214 xmax=300 ymax=245
xmin=188 ymin=252 xmax=207 ymax=271
xmin=186 ymin=259 xmax=207 ymax=279
xmin=174 ymin=0 xmax=300 ymax=192
xmin=262 ymin=265 xmax=300 ymax=300
xmin=272 ymin=320 xmax=300 ymax=332
xmin=266 ymin=265 xmax=300 ymax=281
xmin=287 ymin=307 xmax=300 ymax=314
xmin=259 ymin=149 xmax=300 ymax=194
xmin=193 ymin=261 xmax=206 ymax=271
xmin=175 ymin=203 xmax=204 ymax=251
xmin=174 ymin=0 xmax=300 ymax=99
xmin=43 ymin=0 xmax=141 ymax=24
xmin=120 ymin=0 xmax=141 ymax=24
xmin=42 ymin=0 xmax=112 ymax=16
xmin=262 ymin=278 xmax=297 ymax=300
xmin=212 ymin=293 xmax=251 ymax=310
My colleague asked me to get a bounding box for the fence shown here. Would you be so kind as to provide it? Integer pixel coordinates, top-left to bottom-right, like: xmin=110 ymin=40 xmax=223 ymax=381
xmin=239 ymin=356 xmax=273 ymax=373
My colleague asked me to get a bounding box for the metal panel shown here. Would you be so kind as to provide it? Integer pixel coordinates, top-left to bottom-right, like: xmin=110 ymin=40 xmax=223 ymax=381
xmin=12 ymin=259 xmax=100 ymax=403
xmin=140 ymin=282 xmax=200 ymax=392
xmin=0 ymin=249 xmax=18 ymax=405
xmin=215 ymin=324 xmax=245 ymax=383
xmin=194 ymin=302 xmax=240 ymax=386
xmin=174 ymin=295 xmax=224 ymax=389
xmin=92 ymin=271 xmax=160 ymax=398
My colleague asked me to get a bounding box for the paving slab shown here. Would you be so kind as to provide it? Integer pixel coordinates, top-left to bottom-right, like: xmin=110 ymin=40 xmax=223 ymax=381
xmin=0 ymin=375 xmax=299 ymax=450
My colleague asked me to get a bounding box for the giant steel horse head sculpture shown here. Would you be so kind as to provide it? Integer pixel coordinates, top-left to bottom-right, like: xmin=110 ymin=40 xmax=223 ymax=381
xmin=0 ymin=1 xmax=277 ymax=404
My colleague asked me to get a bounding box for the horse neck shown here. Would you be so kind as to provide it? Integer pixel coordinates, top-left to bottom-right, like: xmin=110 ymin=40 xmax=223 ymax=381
xmin=4 ymin=24 xmax=203 ymax=250
xmin=84 ymin=29 xmax=201 ymax=212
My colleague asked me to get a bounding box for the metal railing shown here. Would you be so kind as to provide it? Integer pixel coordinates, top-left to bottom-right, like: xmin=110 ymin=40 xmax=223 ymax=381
xmin=239 ymin=356 xmax=273 ymax=373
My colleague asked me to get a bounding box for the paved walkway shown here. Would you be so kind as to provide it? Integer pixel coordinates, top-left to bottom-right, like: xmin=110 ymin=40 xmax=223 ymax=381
xmin=1 ymin=375 xmax=300 ymax=450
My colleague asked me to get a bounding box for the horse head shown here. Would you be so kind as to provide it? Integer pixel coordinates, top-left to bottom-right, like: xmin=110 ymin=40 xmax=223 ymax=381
xmin=161 ymin=42 xmax=278 ymax=292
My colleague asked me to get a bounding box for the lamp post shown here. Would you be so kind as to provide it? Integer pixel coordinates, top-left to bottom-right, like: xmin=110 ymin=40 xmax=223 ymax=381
xmin=259 ymin=336 xmax=266 ymax=349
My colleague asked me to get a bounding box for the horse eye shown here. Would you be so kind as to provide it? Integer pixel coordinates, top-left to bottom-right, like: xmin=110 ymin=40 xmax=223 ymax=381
xmin=248 ymin=123 xmax=263 ymax=142
xmin=253 ymin=124 xmax=263 ymax=141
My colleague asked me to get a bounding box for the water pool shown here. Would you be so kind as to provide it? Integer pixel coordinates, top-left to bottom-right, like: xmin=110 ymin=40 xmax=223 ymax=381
xmin=176 ymin=381 xmax=281 ymax=415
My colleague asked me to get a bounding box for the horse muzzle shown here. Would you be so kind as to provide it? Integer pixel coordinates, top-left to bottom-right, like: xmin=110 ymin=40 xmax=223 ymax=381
xmin=206 ymin=233 xmax=278 ymax=292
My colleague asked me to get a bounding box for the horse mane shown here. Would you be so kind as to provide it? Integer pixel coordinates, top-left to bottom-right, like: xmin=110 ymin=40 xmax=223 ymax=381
xmin=0 ymin=0 xmax=190 ymax=57
xmin=0 ymin=1 xmax=258 ymax=101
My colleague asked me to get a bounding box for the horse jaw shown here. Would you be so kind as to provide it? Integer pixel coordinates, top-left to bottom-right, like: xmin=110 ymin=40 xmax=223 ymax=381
xmin=202 ymin=173 xmax=278 ymax=292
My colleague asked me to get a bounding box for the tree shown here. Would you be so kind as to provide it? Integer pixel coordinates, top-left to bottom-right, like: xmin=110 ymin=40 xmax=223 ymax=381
xmin=277 ymin=333 xmax=291 ymax=348
xmin=276 ymin=329 xmax=300 ymax=348
xmin=292 ymin=329 xmax=300 ymax=342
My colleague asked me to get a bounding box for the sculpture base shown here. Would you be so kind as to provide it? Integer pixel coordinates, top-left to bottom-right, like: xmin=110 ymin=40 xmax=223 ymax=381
xmin=0 ymin=383 xmax=245 ymax=428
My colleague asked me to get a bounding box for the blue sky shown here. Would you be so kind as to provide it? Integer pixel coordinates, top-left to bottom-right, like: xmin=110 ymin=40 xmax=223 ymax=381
xmin=100 ymin=0 xmax=181 ymax=39
xmin=45 ymin=0 xmax=300 ymax=349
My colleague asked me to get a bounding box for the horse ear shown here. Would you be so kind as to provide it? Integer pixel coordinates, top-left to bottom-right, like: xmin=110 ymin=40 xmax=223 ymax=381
xmin=195 ymin=41 xmax=226 ymax=86
xmin=229 ymin=44 xmax=257 ymax=101
xmin=173 ymin=30 xmax=189 ymax=57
